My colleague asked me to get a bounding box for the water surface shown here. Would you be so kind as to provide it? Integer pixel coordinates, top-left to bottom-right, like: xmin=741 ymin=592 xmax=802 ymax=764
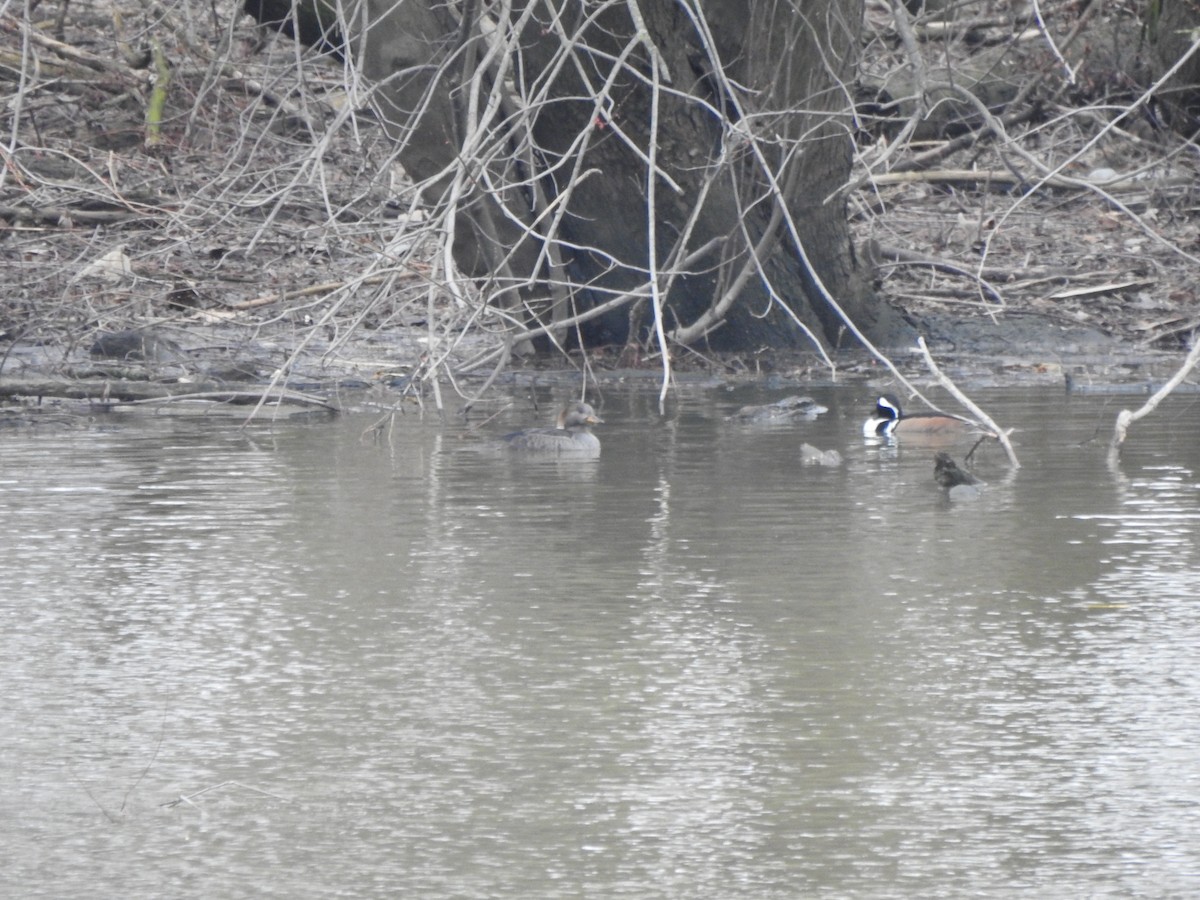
xmin=1 ymin=387 xmax=1197 ymax=898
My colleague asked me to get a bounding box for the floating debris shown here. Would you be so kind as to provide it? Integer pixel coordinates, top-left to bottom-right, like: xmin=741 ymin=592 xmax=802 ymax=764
xmin=728 ymin=395 xmax=828 ymax=424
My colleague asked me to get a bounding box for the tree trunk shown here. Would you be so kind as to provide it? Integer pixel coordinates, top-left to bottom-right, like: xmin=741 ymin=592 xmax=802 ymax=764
xmin=1147 ymin=0 xmax=1200 ymax=133
xmin=248 ymin=0 xmax=913 ymax=352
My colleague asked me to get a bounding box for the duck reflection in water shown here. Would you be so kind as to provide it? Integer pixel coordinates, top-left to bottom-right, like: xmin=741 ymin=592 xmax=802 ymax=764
xmin=501 ymin=401 xmax=604 ymax=455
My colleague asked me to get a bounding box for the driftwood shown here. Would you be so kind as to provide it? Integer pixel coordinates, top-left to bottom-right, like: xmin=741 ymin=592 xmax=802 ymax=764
xmin=869 ymin=169 xmax=1195 ymax=192
xmin=0 ymin=204 xmax=152 ymax=226
xmin=0 ymin=377 xmax=339 ymax=411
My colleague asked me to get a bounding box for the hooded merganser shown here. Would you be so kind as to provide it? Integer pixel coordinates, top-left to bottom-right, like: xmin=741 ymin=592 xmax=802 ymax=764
xmin=863 ymin=394 xmax=976 ymax=437
xmin=501 ymin=401 xmax=603 ymax=454
xmin=933 ymin=451 xmax=979 ymax=487
xmin=728 ymin=395 xmax=828 ymax=424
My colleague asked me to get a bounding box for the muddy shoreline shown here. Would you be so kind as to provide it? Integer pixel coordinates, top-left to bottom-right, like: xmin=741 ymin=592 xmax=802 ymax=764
xmin=1 ymin=307 xmax=1193 ymax=431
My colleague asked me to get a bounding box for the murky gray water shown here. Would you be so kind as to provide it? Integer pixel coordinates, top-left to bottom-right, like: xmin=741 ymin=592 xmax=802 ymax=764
xmin=2 ymin=386 xmax=1198 ymax=898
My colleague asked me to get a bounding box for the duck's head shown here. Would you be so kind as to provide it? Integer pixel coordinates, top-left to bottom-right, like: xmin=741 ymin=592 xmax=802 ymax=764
xmin=875 ymin=394 xmax=903 ymax=420
xmin=558 ymin=402 xmax=603 ymax=429
xmin=863 ymin=394 xmax=904 ymax=436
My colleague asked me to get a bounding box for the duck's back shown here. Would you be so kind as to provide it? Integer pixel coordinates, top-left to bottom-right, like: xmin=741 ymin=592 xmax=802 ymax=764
xmin=502 ymin=427 xmax=599 ymax=454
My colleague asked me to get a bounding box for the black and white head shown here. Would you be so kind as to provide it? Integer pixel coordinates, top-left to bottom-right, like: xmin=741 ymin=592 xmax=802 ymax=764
xmin=863 ymin=394 xmax=903 ymax=436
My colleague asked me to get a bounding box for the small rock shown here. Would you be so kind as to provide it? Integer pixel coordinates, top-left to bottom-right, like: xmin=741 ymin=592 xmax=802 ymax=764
xmin=799 ymin=443 xmax=842 ymax=466
xmin=90 ymin=329 xmax=183 ymax=362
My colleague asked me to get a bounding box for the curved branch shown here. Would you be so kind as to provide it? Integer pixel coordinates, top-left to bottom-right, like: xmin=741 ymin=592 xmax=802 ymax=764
xmin=1109 ymin=339 xmax=1200 ymax=462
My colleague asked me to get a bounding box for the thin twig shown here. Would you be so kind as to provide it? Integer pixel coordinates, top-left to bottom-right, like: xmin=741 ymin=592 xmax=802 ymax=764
xmin=624 ymin=0 xmax=672 ymax=83
xmin=889 ymin=0 xmax=928 ymax=111
xmin=1029 ymin=0 xmax=1072 ymax=85
xmin=122 ymin=711 xmax=167 ymax=814
xmin=160 ymin=781 xmax=292 ymax=809
xmin=645 ymin=45 xmax=672 ymax=410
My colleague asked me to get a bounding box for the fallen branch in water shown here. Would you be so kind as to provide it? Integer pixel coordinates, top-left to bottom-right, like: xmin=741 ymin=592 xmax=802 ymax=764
xmin=160 ymin=780 xmax=291 ymax=809
xmin=1108 ymin=338 xmax=1200 ymax=463
xmin=120 ymin=389 xmax=338 ymax=411
xmin=918 ymin=336 xmax=1020 ymax=468
xmin=0 ymin=378 xmax=339 ymax=410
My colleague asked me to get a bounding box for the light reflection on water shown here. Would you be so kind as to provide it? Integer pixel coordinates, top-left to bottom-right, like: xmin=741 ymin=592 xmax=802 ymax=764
xmin=0 ymin=389 xmax=1197 ymax=898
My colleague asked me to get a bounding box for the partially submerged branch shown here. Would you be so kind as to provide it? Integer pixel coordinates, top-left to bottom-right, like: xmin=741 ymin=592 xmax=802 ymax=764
xmin=1108 ymin=339 xmax=1200 ymax=462
xmin=918 ymin=337 xmax=1019 ymax=468
xmin=0 ymin=378 xmax=339 ymax=411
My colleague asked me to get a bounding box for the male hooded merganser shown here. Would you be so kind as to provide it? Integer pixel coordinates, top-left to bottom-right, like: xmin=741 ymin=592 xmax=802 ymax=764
xmin=501 ymin=401 xmax=603 ymax=454
xmin=933 ymin=451 xmax=979 ymax=488
xmin=863 ymin=394 xmax=976 ymax=437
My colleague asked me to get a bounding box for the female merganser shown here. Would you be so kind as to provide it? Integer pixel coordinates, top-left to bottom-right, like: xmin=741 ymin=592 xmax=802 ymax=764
xmin=933 ymin=451 xmax=979 ymax=487
xmin=501 ymin=401 xmax=604 ymax=454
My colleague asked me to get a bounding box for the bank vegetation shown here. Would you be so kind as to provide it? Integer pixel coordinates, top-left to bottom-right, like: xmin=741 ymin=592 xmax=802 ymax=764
xmin=1 ymin=0 xmax=1198 ymax=442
